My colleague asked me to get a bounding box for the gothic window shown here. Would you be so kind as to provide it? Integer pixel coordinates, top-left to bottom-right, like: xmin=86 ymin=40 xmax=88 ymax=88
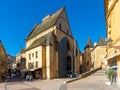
xmin=59 ymin=23 xmax=61 ymax=30
xmin=76 ymin=49 xmax=78 ymax=57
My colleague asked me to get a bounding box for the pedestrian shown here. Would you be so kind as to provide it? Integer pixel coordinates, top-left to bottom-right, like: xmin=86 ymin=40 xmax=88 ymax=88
xmin=1 ymin=75 xmax=5 ymax=82
xmin=29 ymin=74 xmax=33 ymax=82
xmin=26 ymin=75 xmax=29 ymax=81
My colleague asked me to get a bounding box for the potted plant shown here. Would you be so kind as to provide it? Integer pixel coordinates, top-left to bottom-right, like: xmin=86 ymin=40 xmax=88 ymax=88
xmin=106 ymin=68 xmax=114 ymax=85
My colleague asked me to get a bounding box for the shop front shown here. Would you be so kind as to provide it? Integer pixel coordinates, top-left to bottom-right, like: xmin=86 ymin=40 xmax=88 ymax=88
xmin=106 ymin=52 xmax=120 ymax=85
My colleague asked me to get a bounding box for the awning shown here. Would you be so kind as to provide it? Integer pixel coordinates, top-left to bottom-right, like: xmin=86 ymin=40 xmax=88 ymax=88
xmin=21 ymin=69 xmax=32 ymax=72
xmin=105 ymin=51 xmax=120 ymax=60
xmin=21 ymin=68 xmax=42 ymax=72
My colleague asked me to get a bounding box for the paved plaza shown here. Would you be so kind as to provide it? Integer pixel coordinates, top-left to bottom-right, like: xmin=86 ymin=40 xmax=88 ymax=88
xmin=0 ymin=69 xmax=120 ymax=90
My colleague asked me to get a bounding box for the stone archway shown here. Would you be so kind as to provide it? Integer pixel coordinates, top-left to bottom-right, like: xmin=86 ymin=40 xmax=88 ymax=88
xmin=58 ymin=37 xmax=72 ymax=78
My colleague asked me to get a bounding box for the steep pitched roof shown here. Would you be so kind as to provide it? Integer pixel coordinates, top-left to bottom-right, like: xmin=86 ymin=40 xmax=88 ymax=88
xmin=97 ymin=37 xmax=107 ymax=46
xmin=84 ymin=37 xmax=93 ymax=49
xmin=26 ymin=7 xmax=64 ymax=41
xmin=20 ymin=48 xmax=26 ymax=53
xmin=26 ymin=35 xmax=47 ymax=51
xmin=0 ymin=40 xmax=6 ymax=54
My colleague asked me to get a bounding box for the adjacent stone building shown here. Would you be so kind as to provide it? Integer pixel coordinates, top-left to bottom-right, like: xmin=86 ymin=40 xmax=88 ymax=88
xmin=6 ymin=54 xmax=16 ymax=70
xmin=91 ymin=37 xmax=107 ymax=68
xmin=0 ymin=41 xmax=7 ymax=82
xmin=105 ymin=0 xmax=120 ymax=85
xmin=17 ymin=7 xmax=80 ymax=79
xmin=84 ymin=37 xmax=93 ymax=71
xmin=16 ymin=48 xmax=26 ymax=71
xmin=79 ymin=52 xmax=85 ymax=74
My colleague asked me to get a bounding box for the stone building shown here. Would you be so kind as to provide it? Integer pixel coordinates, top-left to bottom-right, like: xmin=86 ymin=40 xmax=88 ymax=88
xmin=105 ymin=0 xmax=120 ymax=85
xmin=6 ymin=54 xmax=16 ymax=70
xmin=16 ymin=48 xmax=26 ymax=71
xmin=17 ymin=7 xmax=80 ymax=79
xmin=91 ymin=37 xmax=107 ymax=68
xmin=6 ymin=54 xmax=16 ymax=77
xmin=79 ymin=52 xmax=85 ymax=74
xmin=0 ymin=40 xmax=7 ymax=82
xmin=84 ymin=37 xmax=93 ymax=71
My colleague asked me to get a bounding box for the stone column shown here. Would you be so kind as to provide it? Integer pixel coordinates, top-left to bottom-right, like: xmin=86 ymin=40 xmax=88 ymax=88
xmin=46 ymin=46 xmax=51 ymax=79
xmin=42 ymin=46 xmax=46 ymax=79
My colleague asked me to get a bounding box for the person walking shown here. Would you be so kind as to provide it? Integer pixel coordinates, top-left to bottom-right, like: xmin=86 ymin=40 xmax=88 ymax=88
xmin=29 ymin=74 xmax=33 ymax=82
xmin=1 ymin=75 xmax=5 ymax=82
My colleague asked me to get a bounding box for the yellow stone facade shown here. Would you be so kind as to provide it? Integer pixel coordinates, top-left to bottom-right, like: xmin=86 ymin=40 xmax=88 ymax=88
xmin=85 ymin=48 xmax=93 ymax=71
xmin=105 ymin=0 xmax=120 ymax=85
xmin=84 ymin=37 xmax=93 ymax=71
xmin=17 ymin=7 xmax=80 ymax=79
xmin=91 ymin=45 xmax=106 ymax=68
xmin=91 ymin=38 xmax=107 ymax=69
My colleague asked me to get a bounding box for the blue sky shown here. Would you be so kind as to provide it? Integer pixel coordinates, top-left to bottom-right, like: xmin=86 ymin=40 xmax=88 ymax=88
xmin=0 ymin=0 xmax=106 ymax=56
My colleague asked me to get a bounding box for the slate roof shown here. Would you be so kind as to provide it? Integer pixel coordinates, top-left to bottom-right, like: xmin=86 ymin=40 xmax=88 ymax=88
xmin=84 ymin=37 xmax=93 ymax=49
xmin=26 ymin=7 xmax=64 ymax=41
xmin=20 ymin=48 xmax=26 ymax=53
xmin=26 ymin=35 xmax=47 ymax=51
xmin=97 ymin=37 xmax=107 ymax=46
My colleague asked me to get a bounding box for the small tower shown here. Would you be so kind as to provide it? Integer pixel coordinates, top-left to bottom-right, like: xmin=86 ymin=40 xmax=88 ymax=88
xmin=84 ymin=37 xmax=93 ymax=71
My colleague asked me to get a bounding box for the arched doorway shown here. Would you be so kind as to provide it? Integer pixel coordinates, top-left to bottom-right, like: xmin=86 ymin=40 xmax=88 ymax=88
xmin=67 ymin=56 xmax=72 ymax=76
xmin=58 ymin=37 xmax=67 ymax=78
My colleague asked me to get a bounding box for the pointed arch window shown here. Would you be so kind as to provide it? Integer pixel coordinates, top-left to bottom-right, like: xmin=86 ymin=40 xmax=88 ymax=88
xmin=59 ymin=23 xmax=61 ymax=30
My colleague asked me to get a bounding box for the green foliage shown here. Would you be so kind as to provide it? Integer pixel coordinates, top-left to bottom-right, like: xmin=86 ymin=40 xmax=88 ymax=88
xmin=107 ymin=68 xmax=114 ymax=81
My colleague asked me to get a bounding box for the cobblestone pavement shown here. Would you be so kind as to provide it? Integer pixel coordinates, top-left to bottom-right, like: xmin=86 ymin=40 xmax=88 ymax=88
xmin=67 ymin=69 xmax=120 ymax=90
xmin=0 ymin=78 xmax=69 ymax=90
xmin=0 ymin=69 xmax=120 ymax=90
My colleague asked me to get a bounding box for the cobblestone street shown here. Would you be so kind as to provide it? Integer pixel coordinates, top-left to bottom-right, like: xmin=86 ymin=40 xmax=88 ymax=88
xmin=0 ymin=78 xmax=69 ymax=90
xmin=0 ymin=69 xmax=120 ymax=90
xmin=67 ymin=69 xmax=120 ymax=90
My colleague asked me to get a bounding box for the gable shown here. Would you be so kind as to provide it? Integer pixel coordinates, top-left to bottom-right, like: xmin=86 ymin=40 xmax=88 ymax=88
xmin=55 ymin=9 xmax=72 ymax=36
xmin=26 ymin=7 xmax=64 ymax=41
